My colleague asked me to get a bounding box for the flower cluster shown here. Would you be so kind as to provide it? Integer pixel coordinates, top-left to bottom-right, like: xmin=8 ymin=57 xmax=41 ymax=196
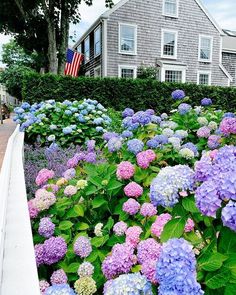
xmin=136 ymin=150 xmax=156 ymax=169
xmin=36 ymin=169 xmax=55 ymax=186
xmin=103 ymin=273 xmax=153 ymax=295
xmin=113 ymin=221 xmax=128 ymax=236
xmin=38 ymin=217 xmax=55 ymax=238
xmin=116 ymin=161 xmax=135 ymax=180
xmin=124 ymin=182 xmax=143 ymax=198
xmin=74 ymin=277 xmax=97 ymax=295
xmin=156 ymin=238 xmax=204 ymax=295
xmin=50 ymin=269 xmax=68 ymax=285
xmin=78 ymin=262 xmax=94 ymax=278
xmin=33 ymin=189 xmax=56 ymax=212
xmin=35 ymin=236 xmax=67 ymax=266
xmin=74 ymin=236 xmax=92 ymax=258
xmin=150 ymin=165 xmax=195 ymax=207
xmin=45 ymin=284 xmax=75 ymax=295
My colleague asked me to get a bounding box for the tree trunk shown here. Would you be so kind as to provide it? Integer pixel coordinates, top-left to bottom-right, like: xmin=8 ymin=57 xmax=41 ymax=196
xmin=48 ymin=20 xmax=58 ymax=74
xmin=58 ymin=0 xmax=69 ymax=75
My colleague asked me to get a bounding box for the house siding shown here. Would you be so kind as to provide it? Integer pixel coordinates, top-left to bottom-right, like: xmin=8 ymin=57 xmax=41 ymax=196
xmin=75 ymin=22 xmax=103 ymax=77
xmin=106 ymin=0 xmax=229 ymax=86
xmin=222 ymin=52 xmax=236 ymax=86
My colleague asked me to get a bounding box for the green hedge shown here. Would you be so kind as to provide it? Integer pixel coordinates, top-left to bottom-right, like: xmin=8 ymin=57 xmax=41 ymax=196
xmin=22 ymin=72 xmax=236 ymax=112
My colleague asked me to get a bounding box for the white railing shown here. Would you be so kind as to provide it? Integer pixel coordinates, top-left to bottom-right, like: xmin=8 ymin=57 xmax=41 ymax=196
xmin=0 ymin=126 xmax=40 ymax=295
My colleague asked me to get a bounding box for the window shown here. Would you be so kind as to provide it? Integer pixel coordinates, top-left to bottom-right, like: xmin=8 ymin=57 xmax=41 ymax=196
xmin=199 ymin=35 xmax=213 ymax=62
xmin=118 ymin=65 xmax=137 ymax=79
xmin=163 ymin=0 xmax=178 ymax=17
xmin=94 ymin=26 xmax=101 ymax=57
xmin=197 ymin=71 xmax=211 ymax=85
xmin=85 ymin=71 xmax=90 ymax=77
xmin=162 ymin=30 xmax=178 ymax=59
xmin=94 ymin=66 xmax=101 ymax=77
xmin=119 ymin=23 xmax=137 ymax=55
xmin=165 ymin=70 xmax=182 ymax=82
xmin=84 ymin=36 xmax=90 ymax=63
xmin=77 ymin=44 xmax=82 ymax=53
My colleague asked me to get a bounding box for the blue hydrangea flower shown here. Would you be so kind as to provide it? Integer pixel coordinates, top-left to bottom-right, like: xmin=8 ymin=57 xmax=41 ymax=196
xmin=127 ymin=139 xmax=144 ymax=155
xmin=62 ymin=127 xmax=73 ymax=134
xmin=108 ymin=137 xmax=122 ymax=152
xmin=96 ymin=126 xmax=104 ymax=132
xmin=121 ymin=130 xmax=133 ymax=138
xmin=171 ymin=90 xmax=185 ymax=100
xmin=223 ymin=112 xmax=236 ymax=119
xmin=62 ymin=100 xmax=72 ymax=106
xmin=153 ymin=135 xmax=169 ymax=145
xmin=201 ymin=98 xmax=212 ymax=106
xmin=182 ymin=142 xmax=199 ymax=157
xmin=132 ymin=111 xmax=151 ymax=125
xmin=156 ymin=238 xmax=204 ymax=295
xmin=150 ymin=165 xmax=195 ymax=207
xmin=93 ymin=118 xmax=104 ymax=125
xmin=147 ymin=139 xmax=160 ymax=149
xmin=178 ymin=103 xmax=192 ymax=115
xmin=151 ymin=115 xmax=162 ymax=124
xmin=45 ymin=284 xmax=75 ymax=295
xmin=81 ymin=109 xmax=88 ymax=116
xmin=222 ymin=201 xmax=236 ymax=232
xmin=21 ymin=102 xmax=31 ymax=110
xmin=104 ymin=273 xmax=153 ymax=295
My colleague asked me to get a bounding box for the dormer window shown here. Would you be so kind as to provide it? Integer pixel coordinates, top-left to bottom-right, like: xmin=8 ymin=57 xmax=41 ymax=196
xmin=163 ymin=0 xmax=178 ymax=18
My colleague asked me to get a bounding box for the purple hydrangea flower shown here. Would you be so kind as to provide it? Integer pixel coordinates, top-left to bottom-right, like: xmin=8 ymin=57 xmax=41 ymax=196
xmin=85 ymin=152 xmax=97 ymax=163
xmin=171 ymin=90 xmax=185 ymax=100
xmin=207 ymin=135 xmax=221 ymax=149
xmin=50 ymin=269 xmax=68 ymax=285
xmin=178 ymin=103 xmax=192 ymax=115
xmin=201 ymin=98 xmax=212 ymax=106
xmin=43 ymin=237 xmax=67 ymax=265
xmin=107 ymin=137 xmax=122 ymax=152
xmin=137 ymin=238 xmax=161 ymax=264
xmin=122 ymin=108 xmax=135 ymax=118
xmin=113 ymin=221 xmax=128 ymax=236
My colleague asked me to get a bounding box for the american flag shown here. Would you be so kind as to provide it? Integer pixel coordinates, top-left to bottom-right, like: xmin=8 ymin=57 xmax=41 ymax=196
xmin=64 ymin=48 xmax=83 ymax=77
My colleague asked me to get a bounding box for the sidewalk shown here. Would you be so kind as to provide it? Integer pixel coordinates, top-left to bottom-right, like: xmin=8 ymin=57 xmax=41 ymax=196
xmin=0 ymin=116 xmax=16 ymax=170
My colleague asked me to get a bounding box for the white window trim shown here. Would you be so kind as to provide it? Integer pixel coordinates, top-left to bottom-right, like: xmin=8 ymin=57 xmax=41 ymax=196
xmin=94 ymin=25 xmax=101 ymax=57
xmin=197 ymin=70 xmax=212 ymax=85
xmin=162 ymin=0 xmax=179 ymax=18
xmin=94 ymin=65 xmax=102 ymax=77
xmin=118 ymin=65 xmax=137 ymax=78
xmin=84 ymin=36 xmax=90 ymax=64
xmin=198 ymin=35 xmax=213 ymax=63
xmin=160 ymin=64 xmax=186 ymax=83
xmin=118 ymin=22 xmax=137 ymax=55
xmin=77 ymin=44 xmax=82 ymax=53
xmin=161 ymin=29 xmax=178 ymax=59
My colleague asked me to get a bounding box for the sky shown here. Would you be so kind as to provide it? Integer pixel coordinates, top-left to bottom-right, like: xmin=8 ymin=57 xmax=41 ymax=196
xmin=0 ymin=0 xmax=236 ymax=66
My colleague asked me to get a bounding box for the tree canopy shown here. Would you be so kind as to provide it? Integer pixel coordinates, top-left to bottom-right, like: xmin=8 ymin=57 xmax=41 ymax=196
xmin=0 ymin=0 xmax=114 ymax=73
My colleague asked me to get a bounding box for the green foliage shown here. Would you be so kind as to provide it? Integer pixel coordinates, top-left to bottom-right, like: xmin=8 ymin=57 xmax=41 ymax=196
xmin=0 ymin=65 xmax=35 ymax=100
xmin=22 ymin=73 xmax=236 ymax=112
xmin=137 ymin=66 xmax=159 ymax=79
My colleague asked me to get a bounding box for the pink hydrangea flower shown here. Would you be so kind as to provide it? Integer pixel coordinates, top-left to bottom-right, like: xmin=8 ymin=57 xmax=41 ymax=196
xmin=141 ymin=259 xmax=158 ymax=284
xmin=124 ymin=182 xmax=143 ymax=198
xmin=36 ymin=168 xmax=55 ymax=186
xmin=140 ymin=203 xmax=157 ymax=217
xmin=209 ymin=149 xmax=218 ymax=159
xmin=113 ymin=221 xmax=128 ymax=236
xmin=151 ymin=213 xmax=172 ymax=238
xmin=197 ymin=126 xmax=211 ymax=138
xmin=33 ymin=189 xmax=56 ymax=211
xmin=137 ymin=238 xmax=161 ymax=264
xmin=219 ymin=118 xmax=236 ymax=135
xmin=125 ymin=226 xmax=143 ymax=248
xmin=64 ymin=185 xmax=77 ymax=196
xmin=136 ymin=150 xmax=156 ymax=169
xmin=116 ymin=161 xmax=135 ymax=180
xmin=184 ymin=218 xmax=195 ymax=232
xmin=28 ymin=199 xmax=39 ymax=219
xmin=39 ymin=280 xmax=50 ymax=294
xmin=123 ymin=199 xmax=140 ymax=215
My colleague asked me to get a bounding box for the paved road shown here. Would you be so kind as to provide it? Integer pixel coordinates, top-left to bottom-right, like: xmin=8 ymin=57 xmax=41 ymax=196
xmin=0 ymin=116 xmax=16 ymax=170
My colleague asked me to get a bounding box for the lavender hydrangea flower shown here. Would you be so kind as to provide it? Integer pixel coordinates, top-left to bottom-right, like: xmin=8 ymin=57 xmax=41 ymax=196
xmin=38 ymin=217 xmax=55 ymax=238
xmin=122 ymin=108 xmax=135 ymax=118
xmin=137 ymin=238 xmax=161 ymax=264
xmin=222 ymin=201 xmax=236 ymax=232
xmin=50 ymin=269 xmax=68 ymax=285
xmin=108 ymin=137 xmax=122 ymax=152
xmin=74 ymin=236 xmax=92 ymax=258
xmin=207 ymin=135 xmax=221 ymax=149
xmin=178 ymin=103 xmax=192 ymax=115
xmin=113 ymin=221 xmax=128 ymax=236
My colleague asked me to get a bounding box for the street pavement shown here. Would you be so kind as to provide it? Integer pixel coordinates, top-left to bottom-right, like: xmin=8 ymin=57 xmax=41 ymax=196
xmin=0 ymin=116 xmax=16 ymax=170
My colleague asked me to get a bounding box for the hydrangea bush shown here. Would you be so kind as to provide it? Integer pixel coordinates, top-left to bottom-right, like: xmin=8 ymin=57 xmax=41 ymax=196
xmin=25 ymin=92 xmax=236 ymax=294
xmin=14 ymin=99 xmax=112 ymax=146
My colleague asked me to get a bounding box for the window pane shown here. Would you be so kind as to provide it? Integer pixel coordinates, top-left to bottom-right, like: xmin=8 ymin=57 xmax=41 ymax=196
xmin=200 ymin=37 xmax=211 ymax=60
xmin=163 ymin=32 xmax=175 ymax=56
xmin=199 ymin=74 xmax=209 ymax=85
xmin=120 ymin=25 xmax=135 ymax=53
xmin=165 ymin=70 xmax=182 ymax=82
xmin=164 ymin=0 xmax=177 ymax=15
xmin=94 ymin=67 xmax=101 ymax=77
xmin=95 ymin=27 xmax=101 ymax=56
xmin=85 ymin=37 xmax=90 ymax=61
xmin=77 ymin=45 xmax=82 ymax=53
xmin=121 ymin=68 xmax=134 ymax=78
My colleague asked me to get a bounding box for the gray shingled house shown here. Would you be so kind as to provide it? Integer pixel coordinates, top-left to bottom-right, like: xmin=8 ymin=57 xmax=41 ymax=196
xmin=74 ymin=0 xmax=235 ymax=87
xmin=222 ymin=30 xmax=236 ymax=86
